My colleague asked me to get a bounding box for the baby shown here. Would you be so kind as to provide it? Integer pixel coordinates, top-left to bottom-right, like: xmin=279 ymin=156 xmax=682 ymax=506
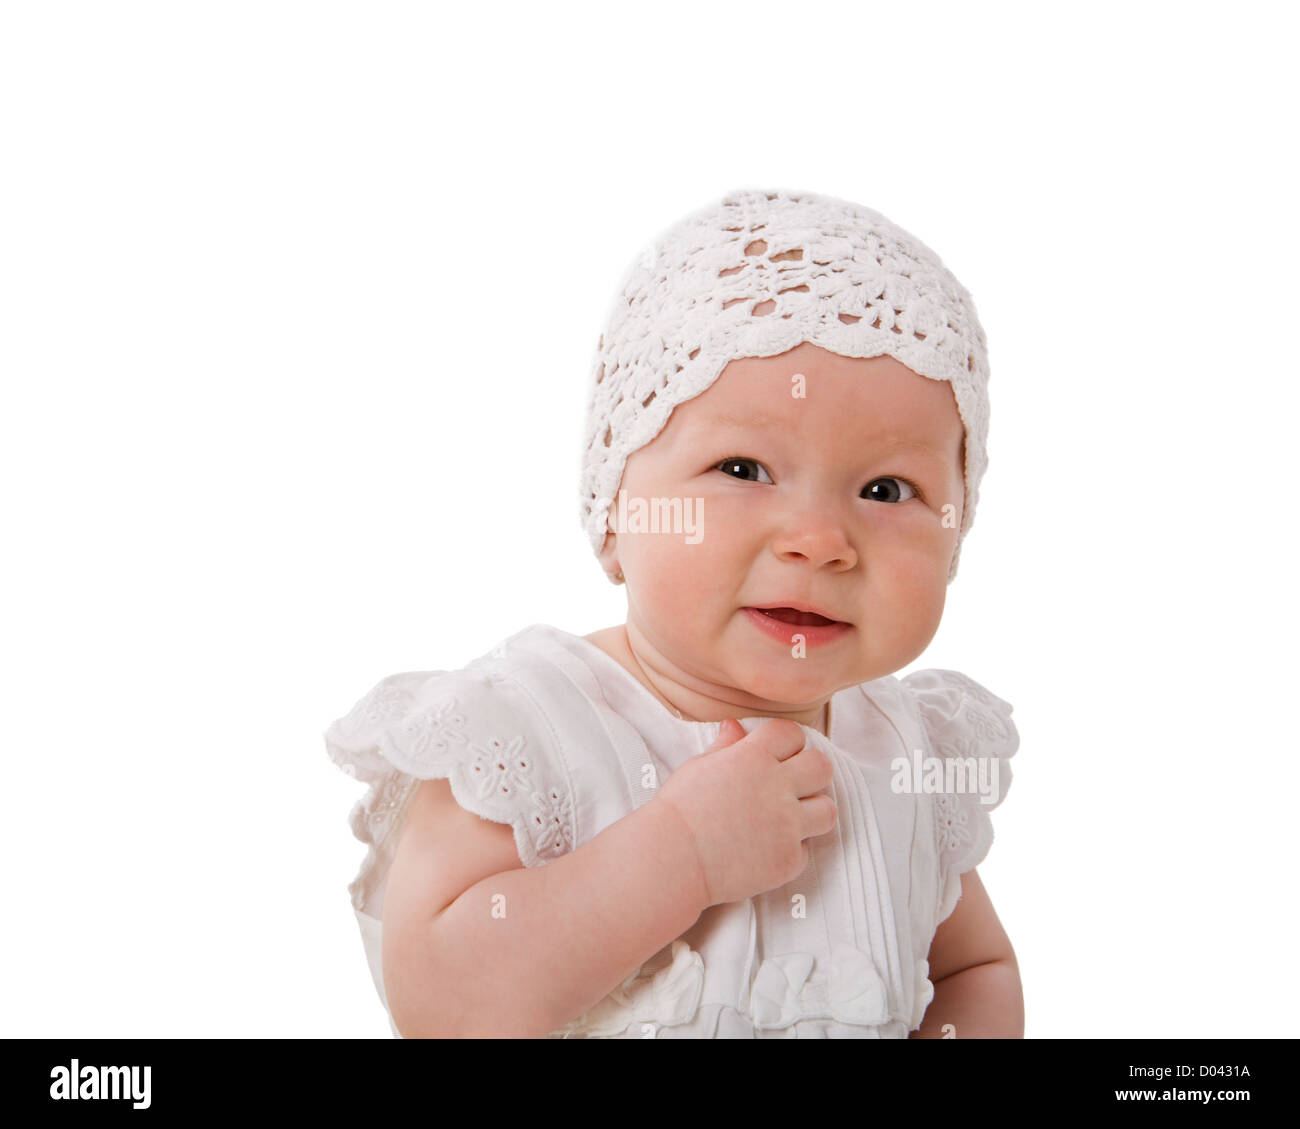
xmin=324 ymin=188 xmax=1022 ymax=1039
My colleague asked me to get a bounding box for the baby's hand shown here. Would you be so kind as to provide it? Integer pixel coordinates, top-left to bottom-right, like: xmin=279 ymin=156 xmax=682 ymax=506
xmin=655 ymin=718 xmax=837 ymax=907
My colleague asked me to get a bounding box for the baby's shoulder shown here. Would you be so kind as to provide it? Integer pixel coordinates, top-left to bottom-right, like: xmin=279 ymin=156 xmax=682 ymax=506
xmin=889 ymin=668 xmax=1019 ymax=756
xmin=324 ymin=634 xmax=566 ymax=777
xmin=323 ymin=624 xmax=630 ymax=868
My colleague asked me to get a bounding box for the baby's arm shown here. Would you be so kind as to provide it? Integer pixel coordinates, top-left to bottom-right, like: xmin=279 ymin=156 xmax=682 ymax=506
xmin=909 ymin=868 xmax=1023 ymax=1039
xmin=382 ymin=777 xmax=711 ymax=1038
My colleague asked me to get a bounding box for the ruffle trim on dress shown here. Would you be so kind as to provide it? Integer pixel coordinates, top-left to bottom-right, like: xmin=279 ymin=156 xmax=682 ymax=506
xmin=324 ymin=666 xmax=576 ymax=912
xmin=899 ymin=668 xmax=1019 ymax=926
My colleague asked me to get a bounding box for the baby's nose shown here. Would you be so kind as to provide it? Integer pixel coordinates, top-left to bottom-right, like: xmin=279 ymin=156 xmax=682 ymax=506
xmin=769 ymin=520 xmax=857 ymax=571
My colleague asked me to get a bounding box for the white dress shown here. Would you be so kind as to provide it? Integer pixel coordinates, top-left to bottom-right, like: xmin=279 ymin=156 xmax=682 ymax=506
xmin=323 ymin=623 xmax=1019 ymax=1038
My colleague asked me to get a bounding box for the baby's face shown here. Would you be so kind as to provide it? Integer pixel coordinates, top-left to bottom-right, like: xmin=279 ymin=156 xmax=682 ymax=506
xmin=600 ymin=341 xmax=965 ymax=714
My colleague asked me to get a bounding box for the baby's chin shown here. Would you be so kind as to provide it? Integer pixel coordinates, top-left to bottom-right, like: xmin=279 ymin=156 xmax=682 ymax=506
xmin=645 ymin=611 xmax=874 ymax=701
xmin=725 ymin=669 xmax=853 ymax=710
xmin=688 ymin=646 xmax=865 ymax=709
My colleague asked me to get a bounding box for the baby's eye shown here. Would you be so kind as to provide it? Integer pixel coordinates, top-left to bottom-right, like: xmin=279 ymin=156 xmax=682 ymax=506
xmin=862 ymin=476 xmax=917 ymax=503
xmin=715 ymin=457 xmax=773 ymax=484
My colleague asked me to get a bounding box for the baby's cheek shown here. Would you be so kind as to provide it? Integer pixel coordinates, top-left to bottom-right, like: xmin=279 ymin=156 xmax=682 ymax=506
xmin=880 ymin=543 xmax=949 ymax=636
xmin=629 ymin=534 xmax=701 ymax=602
xmin=907 ymin=581 xmax=947 ymax=647
xmin=640 ymin=534 xmax=733 ymax=633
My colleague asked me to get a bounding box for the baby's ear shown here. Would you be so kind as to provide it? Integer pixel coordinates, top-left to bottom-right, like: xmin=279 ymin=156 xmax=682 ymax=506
xmin=596 ymin=529 xmax=623 ymax=584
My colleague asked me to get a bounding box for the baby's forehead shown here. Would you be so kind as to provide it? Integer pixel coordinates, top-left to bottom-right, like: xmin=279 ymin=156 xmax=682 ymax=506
xmin=670 ymin=346 xmax=961 ymax=442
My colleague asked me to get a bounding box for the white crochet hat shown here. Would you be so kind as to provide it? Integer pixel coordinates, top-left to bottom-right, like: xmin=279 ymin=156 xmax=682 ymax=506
xmin=579 ymin=187 xmax=992 ymax=584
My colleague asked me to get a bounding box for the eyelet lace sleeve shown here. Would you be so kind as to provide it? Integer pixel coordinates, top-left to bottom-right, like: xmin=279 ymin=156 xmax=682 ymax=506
xmin=322 ymin=664 xmax=576 ymax=916
xmin=899 ymin=669 xmax=1020 ymax=927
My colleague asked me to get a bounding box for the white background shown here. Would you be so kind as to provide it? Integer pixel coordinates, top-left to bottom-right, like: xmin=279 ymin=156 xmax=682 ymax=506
xmin=3 ymin=0 xmax=1296 ymax=1038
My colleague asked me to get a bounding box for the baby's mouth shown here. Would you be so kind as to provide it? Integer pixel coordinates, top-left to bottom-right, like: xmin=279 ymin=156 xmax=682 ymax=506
xmin=749 ymin=606 xmax=844 ymax=627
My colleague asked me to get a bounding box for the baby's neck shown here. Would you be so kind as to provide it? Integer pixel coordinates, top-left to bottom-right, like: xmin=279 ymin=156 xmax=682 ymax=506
xmin=582 ymin=624 xmax=831 ymax=735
